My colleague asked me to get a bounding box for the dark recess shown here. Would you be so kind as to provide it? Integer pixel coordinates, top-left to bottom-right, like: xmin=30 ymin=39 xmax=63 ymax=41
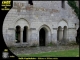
xmin=28 ymin=0 xmax=33 ymax=5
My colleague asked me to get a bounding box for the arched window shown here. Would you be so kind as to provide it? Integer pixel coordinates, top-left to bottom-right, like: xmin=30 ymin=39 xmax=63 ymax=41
xmin=63 ymin=26 xmax=67 ymax=40
xmin=57 ymin=26 xmax=63 ymax=41
xmin=15 ymin=26 xmax=21 ymax=43
xmin=23 ymin=26 xmax=28 ymax=42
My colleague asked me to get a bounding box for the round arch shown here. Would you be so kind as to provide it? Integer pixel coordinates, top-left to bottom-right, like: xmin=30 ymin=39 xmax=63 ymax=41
xmin=15 ymin=18 xmax=29 ymax=29
xmin=38 ymin=24 xmax=51 ymax=33
xmin=58 ymin=19 xmax=68 ymax=28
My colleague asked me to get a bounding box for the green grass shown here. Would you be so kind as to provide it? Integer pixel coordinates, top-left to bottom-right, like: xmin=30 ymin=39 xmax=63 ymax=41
xmin=17 ymin=48 xmax=79 ymax=57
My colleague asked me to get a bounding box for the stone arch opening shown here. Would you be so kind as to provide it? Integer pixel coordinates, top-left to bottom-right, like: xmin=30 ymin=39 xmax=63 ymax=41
xmin=39 ymin=28 xmax=46 ymax=46
xmin=57 ymin=26 xmax=63 ymax=41
xmin=57 ymin=26 xmax=68 ymax=44
xmin=39 ymin=25 xmax=51 ymax=46
xmin=23 ymin=26 xmax=28 ymax=42
xmin=58 ymin=20 xmax=68 ymax=28
xmin=15 ymin=26 xmax=21 ymax=43
xmin=15 ymin=18 xmax=29 ymax=29
xmin=63 ymin=26 xmax=67 ymax=40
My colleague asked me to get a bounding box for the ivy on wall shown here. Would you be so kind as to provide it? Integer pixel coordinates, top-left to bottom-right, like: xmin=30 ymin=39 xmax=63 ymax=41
xmin=68 ymin=0 xmax=80 ymax=44
xmin=68 ymin=0 xmax=79 ymax=19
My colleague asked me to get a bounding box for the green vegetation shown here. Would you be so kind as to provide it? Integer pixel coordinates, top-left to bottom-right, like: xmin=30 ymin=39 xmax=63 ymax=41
xmin=68 ymin=0 xmax=80 ymax=44
xmin=17 ymin=48 xmax=79 ymax=57
xmin=68 ymin=0 xmax=79 ymax=19
xmin=48 ymin=42 xmax=53 ymax=46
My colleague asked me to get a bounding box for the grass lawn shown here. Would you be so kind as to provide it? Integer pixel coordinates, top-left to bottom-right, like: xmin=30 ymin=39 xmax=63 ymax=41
xmin=17 ymin=48 xmax=79 ymax=57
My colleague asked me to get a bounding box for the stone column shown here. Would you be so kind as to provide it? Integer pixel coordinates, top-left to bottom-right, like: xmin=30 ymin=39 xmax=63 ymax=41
xmin=52 ymin=28 xmax=58 ymax=44
xmin=12 ymin=29 xmax=16 ymax=44
xmin=20 ymin=28 xmax=23 ymax=44
xmin=61 ymin=28 xmax=63 ymax=40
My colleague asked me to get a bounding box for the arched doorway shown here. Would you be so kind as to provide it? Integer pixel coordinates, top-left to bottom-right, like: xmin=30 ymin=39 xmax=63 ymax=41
xmin=39 ymin=28 xmax=46 ymax=46
xmin=23 ymin=26 xmax=28 ymax=42
xmin=15 ymin=26 xmax=21 ymax=43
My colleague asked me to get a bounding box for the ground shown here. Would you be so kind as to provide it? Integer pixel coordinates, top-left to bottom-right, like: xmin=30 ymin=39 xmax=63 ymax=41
xmin=9 ymin=44 xmax=79 ymax=57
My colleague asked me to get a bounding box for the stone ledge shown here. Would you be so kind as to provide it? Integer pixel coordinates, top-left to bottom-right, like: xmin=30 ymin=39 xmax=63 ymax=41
xmin=14 ymin=43 xmax=29 ymax=47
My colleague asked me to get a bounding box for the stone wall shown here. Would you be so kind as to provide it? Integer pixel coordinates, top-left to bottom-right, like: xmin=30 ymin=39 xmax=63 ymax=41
xmin=2 ymin=1 xmax=79 ymax=47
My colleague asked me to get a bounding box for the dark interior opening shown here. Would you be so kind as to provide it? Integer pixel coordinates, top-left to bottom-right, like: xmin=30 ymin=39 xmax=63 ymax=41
xmin=62 ymin=1 xmax=65 ymax=8
xmin=23 ymin=26 xmax=27 ymax=42
xmin=28 ymin=0 xmax=33 ymax=5
xmin=39 ymin=28 xmax=45 ymax=46
xmin=16 ymin=26 xmax=20 ymax=43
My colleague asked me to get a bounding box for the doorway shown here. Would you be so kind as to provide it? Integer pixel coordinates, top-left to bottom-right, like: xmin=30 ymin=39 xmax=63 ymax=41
xmin=39 ymin=28 xmax=45 ymax=46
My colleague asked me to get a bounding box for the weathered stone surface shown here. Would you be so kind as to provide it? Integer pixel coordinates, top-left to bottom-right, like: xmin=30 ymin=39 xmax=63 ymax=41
xmin=3 ymin=1 xmax=79 ymax=47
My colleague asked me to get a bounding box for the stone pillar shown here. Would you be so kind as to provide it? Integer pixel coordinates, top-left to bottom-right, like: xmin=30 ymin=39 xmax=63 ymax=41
xmin=27 ymin=29 xmax=31 ymax=45
xmin=52 ymin=28 xmax=58 ymax=44
xmin=68 ymin=28 xmax=70 ymax=42
xmin=12 ymin=29 xmax=16 ymax=45
xmin=20 ymin=28 xmax=23 ymax=44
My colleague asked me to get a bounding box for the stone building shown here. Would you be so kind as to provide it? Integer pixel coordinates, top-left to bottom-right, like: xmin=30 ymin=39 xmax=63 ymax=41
xmin=75 ymin=1 xmax=79 ymax=8
xmin=3 ymin=1 xmax=79 ymax=47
